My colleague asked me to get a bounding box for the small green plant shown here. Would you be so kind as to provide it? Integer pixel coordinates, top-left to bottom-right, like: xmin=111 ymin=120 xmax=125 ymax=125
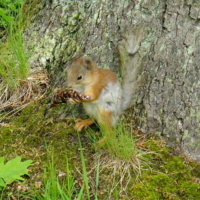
xmin=78 ymin=132 xmax=92 ymax=200
xmin=85 ymin=120 xmax=149 ymax=196
xmin=34 ymin=155 xmax=84 ymax=200
xmin=105 ymin=123 xmax=135 ymax=160
xmin=32 ymin=147 xmax=96 ymax=200
xmin=0 ymin=156 xmax=32 ymax=191
xmin=91 ymin=120 xmax=136 ymax=161
xmin=28 ymin=131 xmax=101 ymax=200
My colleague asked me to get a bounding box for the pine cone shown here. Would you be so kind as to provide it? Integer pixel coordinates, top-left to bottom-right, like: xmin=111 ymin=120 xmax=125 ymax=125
xmin=53 ymin=88 xmax=90 ymax=104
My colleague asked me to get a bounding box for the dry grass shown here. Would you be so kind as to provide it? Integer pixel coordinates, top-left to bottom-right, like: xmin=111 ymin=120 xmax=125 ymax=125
xmin=88 ymin=149 xmax=154 ymax=198
xmin=0 ymin=69 xmax=49 ymax=121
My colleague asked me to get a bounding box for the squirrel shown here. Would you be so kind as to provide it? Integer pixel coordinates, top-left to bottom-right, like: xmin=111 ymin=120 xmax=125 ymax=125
xmin=67 ymin=54 xmax=122 ymax=136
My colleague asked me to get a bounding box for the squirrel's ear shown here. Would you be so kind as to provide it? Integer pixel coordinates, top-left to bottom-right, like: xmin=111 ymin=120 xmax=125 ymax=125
xmin=84 ymin=58 xmax=94 ymax=70
xmin=73 ymin=53 xmax=84 ymax=61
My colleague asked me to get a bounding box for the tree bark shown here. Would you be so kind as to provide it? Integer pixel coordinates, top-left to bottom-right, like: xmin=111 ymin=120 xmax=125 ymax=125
xmin=23 ymin=0 xmax=200 ymax=162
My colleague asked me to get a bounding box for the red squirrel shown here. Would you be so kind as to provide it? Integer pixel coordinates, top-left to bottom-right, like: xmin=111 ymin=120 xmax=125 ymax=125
xmin=67 ymin=54 xmax=122 ymax=135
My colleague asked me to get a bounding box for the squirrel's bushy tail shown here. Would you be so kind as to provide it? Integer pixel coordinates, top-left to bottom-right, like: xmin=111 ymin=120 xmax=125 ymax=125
xmin=118 ymin=25 xmax=148 ymax=114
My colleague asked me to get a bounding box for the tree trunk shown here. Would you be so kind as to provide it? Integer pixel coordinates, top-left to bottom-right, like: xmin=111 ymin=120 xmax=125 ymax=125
xmin=23 ymin=0 xmax=200 ymax=162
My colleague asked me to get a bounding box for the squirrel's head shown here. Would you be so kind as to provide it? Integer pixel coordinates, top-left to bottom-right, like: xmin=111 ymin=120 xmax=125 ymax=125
xmin=67 ymin=54 xmax=97 ymax=89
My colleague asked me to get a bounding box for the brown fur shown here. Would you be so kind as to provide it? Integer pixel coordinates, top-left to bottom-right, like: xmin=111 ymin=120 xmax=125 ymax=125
xmin=67 ymin=55 xmax=119 ymax=138
xmin=68 ymin=57 xmax=117 ymax=103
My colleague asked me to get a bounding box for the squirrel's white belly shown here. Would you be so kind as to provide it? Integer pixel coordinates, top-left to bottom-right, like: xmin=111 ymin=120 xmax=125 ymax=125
xmin=83 ymin=82 xmax=122 ymax=126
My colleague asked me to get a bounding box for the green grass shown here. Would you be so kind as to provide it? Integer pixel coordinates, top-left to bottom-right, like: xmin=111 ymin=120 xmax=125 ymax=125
xmin=1 ymin=101 xmax=200 ymax=199
xmin=104 ymin=122 xmax=135 ymax=160
xmin=27 ymin=140 xmax=98 ymax=200
xmin=0 ymin=0 xmax=29 ymax=88
xmin=0 ymin=0 xmax=24 ymax=29
xmin=78 ymin=133 xmax=91 ymax=200
xmin=32 ymin=155 xmax=83 ymax=200
xmin=85 ymin=119 xmax=149 ymax=196
xmin=86 ymin=119 xmax=136 ymax=161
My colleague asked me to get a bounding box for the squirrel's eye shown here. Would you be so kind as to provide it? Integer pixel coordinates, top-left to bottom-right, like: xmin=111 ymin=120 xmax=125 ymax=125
xmin=77 ymin=75 xmax=82 ymax=80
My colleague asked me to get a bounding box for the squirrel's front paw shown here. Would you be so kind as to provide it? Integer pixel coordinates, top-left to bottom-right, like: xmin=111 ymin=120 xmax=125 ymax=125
xmin=68 ymin=98 xmax=81 ymax=104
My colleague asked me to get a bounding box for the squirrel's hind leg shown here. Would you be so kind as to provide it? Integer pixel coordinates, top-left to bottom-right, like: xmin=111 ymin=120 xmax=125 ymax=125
xmin=74 ymin=118 xmax=94 ymax=131
xmin=96 ymin=110 xmax=114 ymax=146
xmin=97 ymin=109 xmax=114 ymax=136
